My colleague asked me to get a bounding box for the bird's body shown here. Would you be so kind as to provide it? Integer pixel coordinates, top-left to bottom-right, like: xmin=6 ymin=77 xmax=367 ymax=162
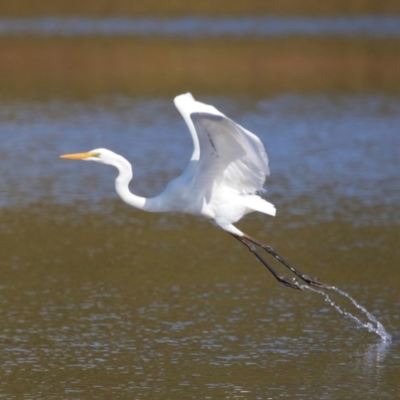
xmin=61 ymin=93 xmax=324 ymax=290
xmin=64 ymin=93 xmax=276 ymax=236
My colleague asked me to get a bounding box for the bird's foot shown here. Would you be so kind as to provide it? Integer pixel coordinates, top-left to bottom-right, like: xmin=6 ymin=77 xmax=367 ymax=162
xmin=278 ymin=276 xmax=302 ymax=290
xmin=301 ymin=274 xmax=327 ymax=289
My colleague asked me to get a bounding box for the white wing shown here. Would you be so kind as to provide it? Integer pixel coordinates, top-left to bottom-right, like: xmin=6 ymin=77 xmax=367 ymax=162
xmin=174 ymin=92 xmax=224 ymax=161
xmin=174 ymin=93 xmax=270 ymax=194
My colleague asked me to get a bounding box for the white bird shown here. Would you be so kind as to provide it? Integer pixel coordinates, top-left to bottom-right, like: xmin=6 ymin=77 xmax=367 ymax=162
xmin=61 ymin=93 xmax=324 ymax=289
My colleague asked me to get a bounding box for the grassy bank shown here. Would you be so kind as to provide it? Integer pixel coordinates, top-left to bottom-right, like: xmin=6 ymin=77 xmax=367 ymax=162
xmin=1 ymin=36 xmax=400 ymax=99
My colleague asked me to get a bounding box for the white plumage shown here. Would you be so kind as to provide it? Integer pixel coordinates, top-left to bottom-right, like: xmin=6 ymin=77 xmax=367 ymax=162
xmin=150 ymin=93 xmax=276 ymax=235
xmin=61 ymin=93 xmax=324 ymax=290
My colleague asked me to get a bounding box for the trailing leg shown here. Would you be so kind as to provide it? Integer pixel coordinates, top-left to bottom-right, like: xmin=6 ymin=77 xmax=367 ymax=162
xmin=232 ymin=234 xmax=302 ymax=290
xmin=243 ymin=234 xmax=326 ymax=288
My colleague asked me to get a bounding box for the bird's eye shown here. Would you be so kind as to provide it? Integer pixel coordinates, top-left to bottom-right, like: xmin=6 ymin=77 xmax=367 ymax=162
xmin=91 ymin=152 xmax=101 ymax=158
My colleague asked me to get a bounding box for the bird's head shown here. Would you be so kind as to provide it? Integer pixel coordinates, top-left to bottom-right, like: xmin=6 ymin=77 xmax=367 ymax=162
xmin=61 ymin=147 xmax=133 ymax=185
xmin=60 ymin=148 xmax=118 ymax=165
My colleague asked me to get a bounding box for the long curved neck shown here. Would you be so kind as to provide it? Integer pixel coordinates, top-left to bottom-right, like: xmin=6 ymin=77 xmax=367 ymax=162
xmin=112 ymin=155 xmax=148 ymax=211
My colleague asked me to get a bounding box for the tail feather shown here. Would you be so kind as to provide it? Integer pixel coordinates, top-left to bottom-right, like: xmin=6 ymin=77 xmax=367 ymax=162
xmin=244 ymin=196 xmax=276 ymax=216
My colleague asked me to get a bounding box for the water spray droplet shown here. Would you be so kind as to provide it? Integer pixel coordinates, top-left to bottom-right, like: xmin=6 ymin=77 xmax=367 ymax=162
xmin=303 ymin=284 xmax=392 ymax=343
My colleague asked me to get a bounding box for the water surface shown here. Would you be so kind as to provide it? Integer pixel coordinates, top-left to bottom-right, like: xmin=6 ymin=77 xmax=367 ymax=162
xmin=0 ymin=93 xmax=399 ymax=398
xmin=1 ymin=16 xmax=400 ymax=38
xmin=0 ymin=94 xmax=399 ymax=222
xmin=0 ymin=9 xmax=399 ymax=397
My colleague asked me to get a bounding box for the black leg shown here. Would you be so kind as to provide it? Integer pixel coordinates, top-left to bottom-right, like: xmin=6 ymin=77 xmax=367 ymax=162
xmin=232 ymin=234 xmax=302 ymax=290
xmin=241 ymin=233 xmax=327 ymax=288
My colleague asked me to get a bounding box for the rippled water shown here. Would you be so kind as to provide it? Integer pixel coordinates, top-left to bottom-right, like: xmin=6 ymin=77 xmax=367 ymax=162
xmin=1 ymin=16 xmax=400 ymax=37
xmin=0 ymin=93 xmax=399 ymax=398
xmin=0 ymin=276 xmax=399 ymax=398
xmin=0 ymin=94 xmax=399 ymax=221
xmin=0 ymin=8 xmax=399 ymax=398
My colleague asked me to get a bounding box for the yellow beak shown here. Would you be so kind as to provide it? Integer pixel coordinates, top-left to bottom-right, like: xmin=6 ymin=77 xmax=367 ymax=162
xmin=60 ymin=152 xmax=95 ymax=160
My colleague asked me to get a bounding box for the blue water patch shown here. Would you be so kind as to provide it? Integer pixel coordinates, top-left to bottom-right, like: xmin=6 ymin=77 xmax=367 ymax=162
xmin=0 ymin=16 xmax=400 ymax=38
xmin=0 ymin=93 xmax=399 ymax=226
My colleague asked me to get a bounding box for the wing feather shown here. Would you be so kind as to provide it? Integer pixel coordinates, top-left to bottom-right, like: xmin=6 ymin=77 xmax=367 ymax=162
xmin=174 ymin=93 xmax=270 ymax=195
xmin=174 ymin=93 xmax=224 ymax=161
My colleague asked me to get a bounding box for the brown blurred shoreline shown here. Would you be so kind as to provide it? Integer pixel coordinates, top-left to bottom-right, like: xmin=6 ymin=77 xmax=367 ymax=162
xmin=1 ymin=0 xmax=399 ymax=17
xmin=1 ymin=36 xmax=399 ymax=99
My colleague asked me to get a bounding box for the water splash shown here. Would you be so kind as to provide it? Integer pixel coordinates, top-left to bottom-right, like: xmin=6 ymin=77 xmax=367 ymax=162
xmin=303 ymin=284 xmax=392 ymax=343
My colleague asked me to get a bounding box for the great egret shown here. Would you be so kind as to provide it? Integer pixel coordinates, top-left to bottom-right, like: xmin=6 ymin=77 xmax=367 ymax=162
xmin=61 ymin=93 xmax=324 ymax=290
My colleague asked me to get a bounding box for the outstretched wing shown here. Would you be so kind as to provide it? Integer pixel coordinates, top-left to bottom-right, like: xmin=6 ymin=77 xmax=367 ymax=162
xmin=174 ymin=93 xmax=270 ymax=194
